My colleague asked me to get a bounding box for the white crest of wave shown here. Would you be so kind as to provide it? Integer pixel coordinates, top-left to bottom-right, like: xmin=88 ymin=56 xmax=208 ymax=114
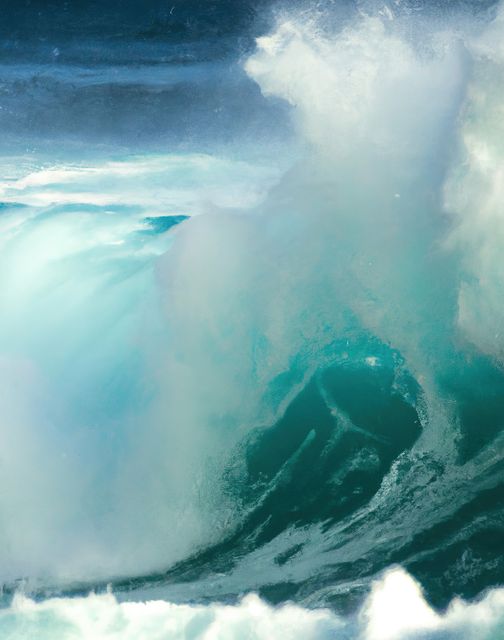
xmin=2 ymin=569 xmax=503 ymax=640
xmin=245 ymin=14 xmax=461 ymax=158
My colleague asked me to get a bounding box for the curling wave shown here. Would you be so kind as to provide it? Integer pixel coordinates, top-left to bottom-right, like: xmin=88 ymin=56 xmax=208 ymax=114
xmin=0 ymin=1 xmax=503 ymax=637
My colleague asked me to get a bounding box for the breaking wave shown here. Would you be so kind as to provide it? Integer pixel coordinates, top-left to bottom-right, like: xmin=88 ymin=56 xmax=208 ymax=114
xmin=0 ymin=0 xmax=503 ymax=637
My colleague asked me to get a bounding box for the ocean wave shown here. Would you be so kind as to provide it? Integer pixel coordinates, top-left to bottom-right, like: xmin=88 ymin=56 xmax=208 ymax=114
xmin=0 ymin=0 xmax=502 ymax=630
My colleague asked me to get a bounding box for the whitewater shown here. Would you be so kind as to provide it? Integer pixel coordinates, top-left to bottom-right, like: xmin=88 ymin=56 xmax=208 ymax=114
xmin=0 ymin=0 xmax=503 ymax=637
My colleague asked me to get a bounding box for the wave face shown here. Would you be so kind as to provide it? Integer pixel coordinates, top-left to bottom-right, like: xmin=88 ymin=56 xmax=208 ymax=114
xmin=0 ymin=0 xmax=503 ymax=638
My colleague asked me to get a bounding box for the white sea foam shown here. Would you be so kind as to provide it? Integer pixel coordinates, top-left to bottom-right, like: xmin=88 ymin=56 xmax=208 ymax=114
xmin=1 ymin=569 xmax=503 ymax=639
xmin=0 ymin=154 xmax=282 ymax=213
